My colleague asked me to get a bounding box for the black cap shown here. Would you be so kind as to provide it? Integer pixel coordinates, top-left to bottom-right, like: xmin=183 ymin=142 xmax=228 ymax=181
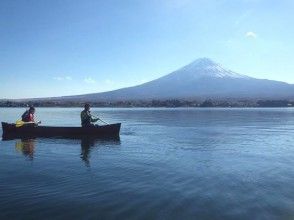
xmin=29 ymin=106 xmax=35 ymax=111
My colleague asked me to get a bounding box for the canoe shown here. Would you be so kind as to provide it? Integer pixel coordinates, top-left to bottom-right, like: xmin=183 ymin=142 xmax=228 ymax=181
xmin=1 ymin=122 xmax=121 ymax=139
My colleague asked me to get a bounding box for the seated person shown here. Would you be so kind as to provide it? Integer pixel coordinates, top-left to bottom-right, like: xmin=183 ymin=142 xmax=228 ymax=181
xmin=81 ymin=104 xmax=99 ymax=127
xmin=21 ymin=106 xmax=36 ymax=122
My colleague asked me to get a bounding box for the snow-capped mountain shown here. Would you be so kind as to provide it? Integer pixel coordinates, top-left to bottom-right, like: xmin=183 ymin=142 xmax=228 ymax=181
xmin=172 ymin=58 xmax=249 ymax=79
xmin=54 ymin=58 xmax=294 ymax=101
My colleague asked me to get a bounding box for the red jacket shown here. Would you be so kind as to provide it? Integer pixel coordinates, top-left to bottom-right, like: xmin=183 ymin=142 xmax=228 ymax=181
xmin=22 ymin=111 xmax=35 ymax=122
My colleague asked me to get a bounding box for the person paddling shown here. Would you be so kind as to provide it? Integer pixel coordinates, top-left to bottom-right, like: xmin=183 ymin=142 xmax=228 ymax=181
xmin=17 ymin=106 xmax=41 ymax=127
xmin=21 ymin=106 xmax=36 ymax=122
xmin=81 ymin=104 xmax=99 ymax=127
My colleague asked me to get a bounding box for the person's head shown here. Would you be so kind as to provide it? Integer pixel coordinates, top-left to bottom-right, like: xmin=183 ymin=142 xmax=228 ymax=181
xmin=29 ymin=106 xmax=35 ymax=114
xmin=84 ymin=103 xmax=90 ymax=111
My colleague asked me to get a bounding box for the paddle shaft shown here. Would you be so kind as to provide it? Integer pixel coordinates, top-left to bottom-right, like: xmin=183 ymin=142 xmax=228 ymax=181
xmin=99 ymin=118 xmax=109 ymax=125
xmin=91 ymin=115 xmax=109 ymax=125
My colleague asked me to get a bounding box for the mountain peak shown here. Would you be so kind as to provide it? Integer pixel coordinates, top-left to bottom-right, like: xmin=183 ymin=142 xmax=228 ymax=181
xmin=178 ymin=57 xmax=248 ymax=79
xmin=182 ymin=57 xmax=222 ymax=70
xmin=190 ymin=57 xmax=217 ymax=65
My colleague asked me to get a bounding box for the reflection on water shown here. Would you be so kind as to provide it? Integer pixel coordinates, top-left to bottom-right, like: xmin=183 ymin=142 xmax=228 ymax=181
xmin=80 ymin=137 xmax=121 ymax=167
xmin=80 ymin=138 xmax=94 ymax=167
xmin=12 ymin=137 xmax=121 ymax=165
xmin=15 ymin=139 xmax=36 ymax=160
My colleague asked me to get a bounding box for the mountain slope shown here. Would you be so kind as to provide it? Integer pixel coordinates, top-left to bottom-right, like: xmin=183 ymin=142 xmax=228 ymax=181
xmin=56 ymin=58 xmax=294 ymax=101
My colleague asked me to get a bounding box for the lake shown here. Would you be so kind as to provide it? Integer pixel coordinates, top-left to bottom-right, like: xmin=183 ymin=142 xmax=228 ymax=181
xmin=0 ymin=108 xmax=294 ymax=220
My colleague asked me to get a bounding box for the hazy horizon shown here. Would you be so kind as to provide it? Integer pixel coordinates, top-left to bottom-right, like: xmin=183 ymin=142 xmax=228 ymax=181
xmin=1 ymin=0 xmax=294 ymax=99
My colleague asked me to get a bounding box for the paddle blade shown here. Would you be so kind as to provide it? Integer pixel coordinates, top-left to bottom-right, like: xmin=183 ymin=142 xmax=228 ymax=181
xmin=15 ymin=120 xmax=25 ymax=128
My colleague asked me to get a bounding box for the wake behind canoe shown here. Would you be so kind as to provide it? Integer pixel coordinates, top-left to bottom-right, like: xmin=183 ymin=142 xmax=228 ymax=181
xmin=2 ymin=122 xmax=121 ymax=139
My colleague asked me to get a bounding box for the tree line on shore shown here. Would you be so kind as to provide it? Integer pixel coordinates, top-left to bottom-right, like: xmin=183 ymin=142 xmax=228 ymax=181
xmin=0 ymin=99 xmax=293 ymax=108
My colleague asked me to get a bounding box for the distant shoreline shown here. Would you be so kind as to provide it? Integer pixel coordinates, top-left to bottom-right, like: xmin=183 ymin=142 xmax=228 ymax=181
xmin=1 ymin=99 xmax=293 ymax=108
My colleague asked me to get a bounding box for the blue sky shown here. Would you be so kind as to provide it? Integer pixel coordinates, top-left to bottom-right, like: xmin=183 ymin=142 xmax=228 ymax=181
xmin=1 ymin=0 xmax=294 ymax=98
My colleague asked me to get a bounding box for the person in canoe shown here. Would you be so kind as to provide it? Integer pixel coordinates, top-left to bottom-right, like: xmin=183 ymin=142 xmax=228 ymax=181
xmin=16 ymin=106 xmax=41 ymax=127
xmin=21 ymin=106 xmax=36 ymax=122
xmin=81 ymin=103 xmax=99 ymax=127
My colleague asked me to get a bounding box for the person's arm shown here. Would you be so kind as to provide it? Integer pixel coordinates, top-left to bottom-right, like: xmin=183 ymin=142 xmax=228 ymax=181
xmin=89 ymin=112 xmax=99 ymax=123
xmin=90 ymin=115 xmax=99 ymax=123
xmin=29 ymin=113 xmax=35 ymax=122
xmin=92 ymin=118 xmax=99 ymax=123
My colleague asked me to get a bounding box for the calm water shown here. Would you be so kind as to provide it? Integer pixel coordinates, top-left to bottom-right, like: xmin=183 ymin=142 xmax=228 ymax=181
xmin=0 ymin=108 xmax=294 ymax=220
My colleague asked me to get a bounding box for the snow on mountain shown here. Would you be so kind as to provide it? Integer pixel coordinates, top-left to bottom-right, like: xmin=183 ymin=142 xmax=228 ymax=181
xmin=168 ymin=58 xmax=249 ymax=80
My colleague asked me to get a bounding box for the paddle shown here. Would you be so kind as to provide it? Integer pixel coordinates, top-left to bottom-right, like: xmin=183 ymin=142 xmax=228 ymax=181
xmin=91 ymin=115 xmax=109 ymax=125
xmin=98 ymin=118 xmax=109 ymax=125
xmin=15 ymin=120 xmax=41 ymax=128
